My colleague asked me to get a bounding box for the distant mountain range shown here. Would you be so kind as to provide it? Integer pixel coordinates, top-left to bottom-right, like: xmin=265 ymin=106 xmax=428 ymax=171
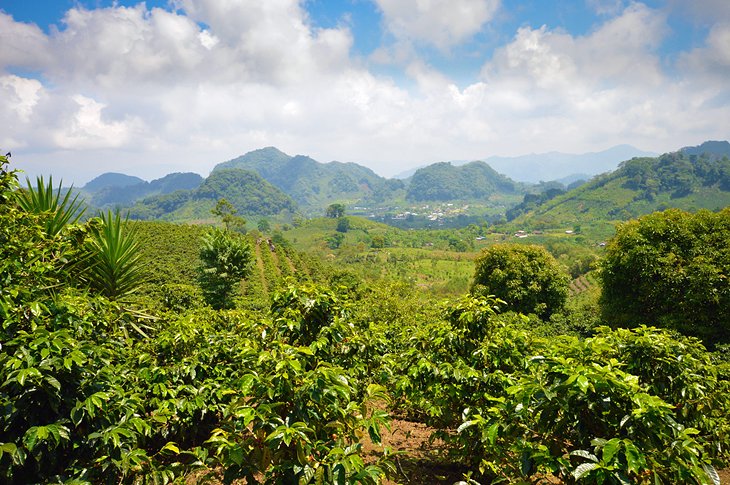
xmin=80 ymin=172 xmax=204 ymax=207
xmin=392 ymin=145 xmax=657 ymax=183
xmin=213 ymin=147 xmax=404 ymax=208
xmin=506 ymin=140 xmax=730 ymax=234
xmin=127 ymin=169 xmax=295 ymax=221
xmin=73 ymin=141 xmax=729 ymax=226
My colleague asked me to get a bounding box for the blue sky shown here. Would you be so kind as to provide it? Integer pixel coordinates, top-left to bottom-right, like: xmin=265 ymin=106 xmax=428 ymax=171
xmin=0 ymin=0 xmax=728 ymax=183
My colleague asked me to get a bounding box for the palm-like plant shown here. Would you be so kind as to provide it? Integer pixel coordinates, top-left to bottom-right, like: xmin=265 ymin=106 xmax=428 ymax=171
xmin=14 ymin=175 xmax=85 ymax=236
xmin=84 ymin=210 xmax=147 ymax=300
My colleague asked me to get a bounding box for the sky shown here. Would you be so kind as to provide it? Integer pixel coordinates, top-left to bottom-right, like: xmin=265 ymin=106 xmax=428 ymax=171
xmin=1 ymin=0 xmax=729 ymax=184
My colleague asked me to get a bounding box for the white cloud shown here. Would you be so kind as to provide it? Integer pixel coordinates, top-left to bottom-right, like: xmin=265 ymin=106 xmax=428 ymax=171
xmin=0 ymin=13 xmax=50 ymax=69
xmin=0 ymin=1 xmax=729 ymax=183
xmin=680 ymin=22 xmax=730 ymax=79
xmin=374 ymin=0 xmax=500 ymax=49
xmin=52 ymin=95 xmax=142 ymax=150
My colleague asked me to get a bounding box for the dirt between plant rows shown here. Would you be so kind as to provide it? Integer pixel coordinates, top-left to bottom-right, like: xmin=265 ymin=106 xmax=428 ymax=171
xmin=186 ymin=417 xmax=730 ymax=484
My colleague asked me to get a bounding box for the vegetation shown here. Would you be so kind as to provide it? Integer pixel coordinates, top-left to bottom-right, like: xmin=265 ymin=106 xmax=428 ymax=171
xmin=471 ymin=243 xmax=570 ymax=318
xmin=507 ymin=150 xmax=730 ymax=239
xmin=198 ymin=228 xmax=252 ymax=309
xmin=600 ymin=208 xmax=730 ymax=346
xmin=15 ymin=175 xmax=85 ymax=236
xmin=406 ymin=161 xmax=520 ymax=201
xmin=2 ymin=150 xmax=730 ymax=485
xmin=82 ymin=210 xmax=148 ymax=300
xmin=129 ymin=168 xmax=296 ymax=221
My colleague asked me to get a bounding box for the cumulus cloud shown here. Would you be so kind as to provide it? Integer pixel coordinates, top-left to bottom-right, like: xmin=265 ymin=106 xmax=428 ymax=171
xmin=374 ymin=0 xmax=500 ymax=49
xmin=0 ymin=1 xmax=729 ymax=183
xmin=679 ymin=22 xmax=730 ymax=79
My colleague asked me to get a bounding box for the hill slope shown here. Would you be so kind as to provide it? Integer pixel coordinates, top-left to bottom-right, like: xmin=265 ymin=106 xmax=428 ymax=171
xmin=213 ymin=147 xmax=404 ymax=211
xmin=87 ymin=172 xmax=204 ymax=207
xmin=508 ymin=148 xmax=730 ymax=236
xmin=129 ymin=169 xmax=296 ymax=221
xmin=406 ymin=161 xmax=521 ymax=201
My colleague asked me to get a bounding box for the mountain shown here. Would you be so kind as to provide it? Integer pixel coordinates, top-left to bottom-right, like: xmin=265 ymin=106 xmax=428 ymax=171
xmin=680 ymin=140 xmax=730 ymax=159
xmin=482 ymin=145 xmax=658 ymax=183
xmin=212 ymin=147 xmax=404 ymax=210
xmin=507 ymin=145 xmax=730 ymax=235
xmin=128 ymin=168 xmax=296 ymax=221
xmin=83 ymin=173 xmax=145 ymax=192
xmin=88 ymin=172 xmax=204 ymax=207
xmin=406 ymin=161 xmax=521 ymax=201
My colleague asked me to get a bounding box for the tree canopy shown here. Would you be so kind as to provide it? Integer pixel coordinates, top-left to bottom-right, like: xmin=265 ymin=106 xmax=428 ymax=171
xmin=470 ymin=243 xmax=570 ymax=318
xmin=600 ymin=208 xmax=730 ymax=345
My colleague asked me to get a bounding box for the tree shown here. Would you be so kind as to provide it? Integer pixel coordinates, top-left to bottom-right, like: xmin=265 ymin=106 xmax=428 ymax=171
xmin=198 ymin=228 xmax=252 ymax=309
xmin=471 ymin=243 xmax=570 ymax=318
xmin=600 ymin=208 xmax=730 ymax=345
xmin=257 ymin=218 xmax=271 ymax=232
xmin=325 ymin=203 xmax=345 ymax=219
xmin=212 ymin=198 xmax=245 ymax=232
xmin=336 ymin=216 xmax=350 ymax=233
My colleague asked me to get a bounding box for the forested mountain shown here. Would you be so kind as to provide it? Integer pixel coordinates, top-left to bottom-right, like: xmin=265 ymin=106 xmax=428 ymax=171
xmin=213 ymin=147 xmax=404 ymax=210
xmin=507 ymin=148 xmax=730 ymax=232
xmin=681 ymin=140 xmax=730 ymax=159
xmin=84 ymin=172 xmax=204 ymax=207
xmin=82 ymin=172 xmax=146 ymax=192
xmin=406 ymin=161 xmax=521 ymax=201
xmin=128 ymin=168 xmax=296 ymax=221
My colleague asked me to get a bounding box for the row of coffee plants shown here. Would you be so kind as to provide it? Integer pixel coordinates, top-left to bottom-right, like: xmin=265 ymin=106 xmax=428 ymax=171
xmin=3 ymin=153 xmax=729 ymax=484
xmin=1 ymin=157 xmax=393 ymax=483
xmin=385 ymin=295 xmax=730 ymax=483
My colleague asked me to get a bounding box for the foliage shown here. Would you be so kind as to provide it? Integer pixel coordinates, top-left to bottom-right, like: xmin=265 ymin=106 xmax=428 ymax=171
xmin=198 ymin=228 xmax=252 ymax=309
xmin=507 ymin=150 xmax=730 ymax=239
xmin=336 ymin=216 xmax=350 ymax=233
xmin=471 ymin=243 xmax=570 ymax=318
xmin=326 ymin=203 xmax=346 ymax=218
xmin=600 ymin=208 xmax=730 ymax=346
xmin=211 ymin=197 xmax=246 ymax=232
xmin=406 ymin=161 xmax=520 ymax=201
xmin=387 ymin=288 xmax=730 ymax=483
xmin=213 ymin=147 xmax=403 ymax=212
xmin=82 ymin=210 xmax=148 ymax=300
xmin=14 ymin=175 xmax=86 ymax=237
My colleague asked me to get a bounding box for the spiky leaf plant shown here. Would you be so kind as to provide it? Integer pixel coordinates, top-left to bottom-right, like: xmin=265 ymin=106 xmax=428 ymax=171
xmin=14 ymin=175 xmax=85 ymax=236
xmin=84 ymin=210 xmax=146 ymax=300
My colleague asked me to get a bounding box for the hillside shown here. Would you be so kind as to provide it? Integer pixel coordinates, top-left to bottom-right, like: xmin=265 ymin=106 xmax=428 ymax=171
xmin=82 ymin=172 xmax=145 ymax=192
xmin=507 ymin=148 xmax=730 ymax=237
xmin=86 ymin=172 xmax=204 ymax=207
xmin=406 ymin=161 xmax=521 ymax=201
xmin=213 ymin=147 xmax=405 ymax=211
xmin=128 ymin=168 xmax=296 ymax=221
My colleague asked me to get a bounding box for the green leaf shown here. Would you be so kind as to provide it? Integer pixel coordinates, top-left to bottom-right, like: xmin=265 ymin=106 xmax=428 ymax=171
xmin=161 ymin=442 xmax=180 ymax=454
xmin=602 ymin=438 xmax=621 ymax=463
xmin=570 ymin=449 xmax=598 ymax=462
xmin=702 ymin=463 xmax=720 ymax=485
xmin=572 ymin=462 xmax=599 ymax=480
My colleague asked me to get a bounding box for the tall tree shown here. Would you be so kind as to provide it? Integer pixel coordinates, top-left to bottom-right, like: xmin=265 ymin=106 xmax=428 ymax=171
xmin=198 ymin=228 xmax=252 ymax=309
xmin=600 ymin=208 xmax=730 ymax=345
xmin=325 ymin=203 xmax=345 ymax=218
